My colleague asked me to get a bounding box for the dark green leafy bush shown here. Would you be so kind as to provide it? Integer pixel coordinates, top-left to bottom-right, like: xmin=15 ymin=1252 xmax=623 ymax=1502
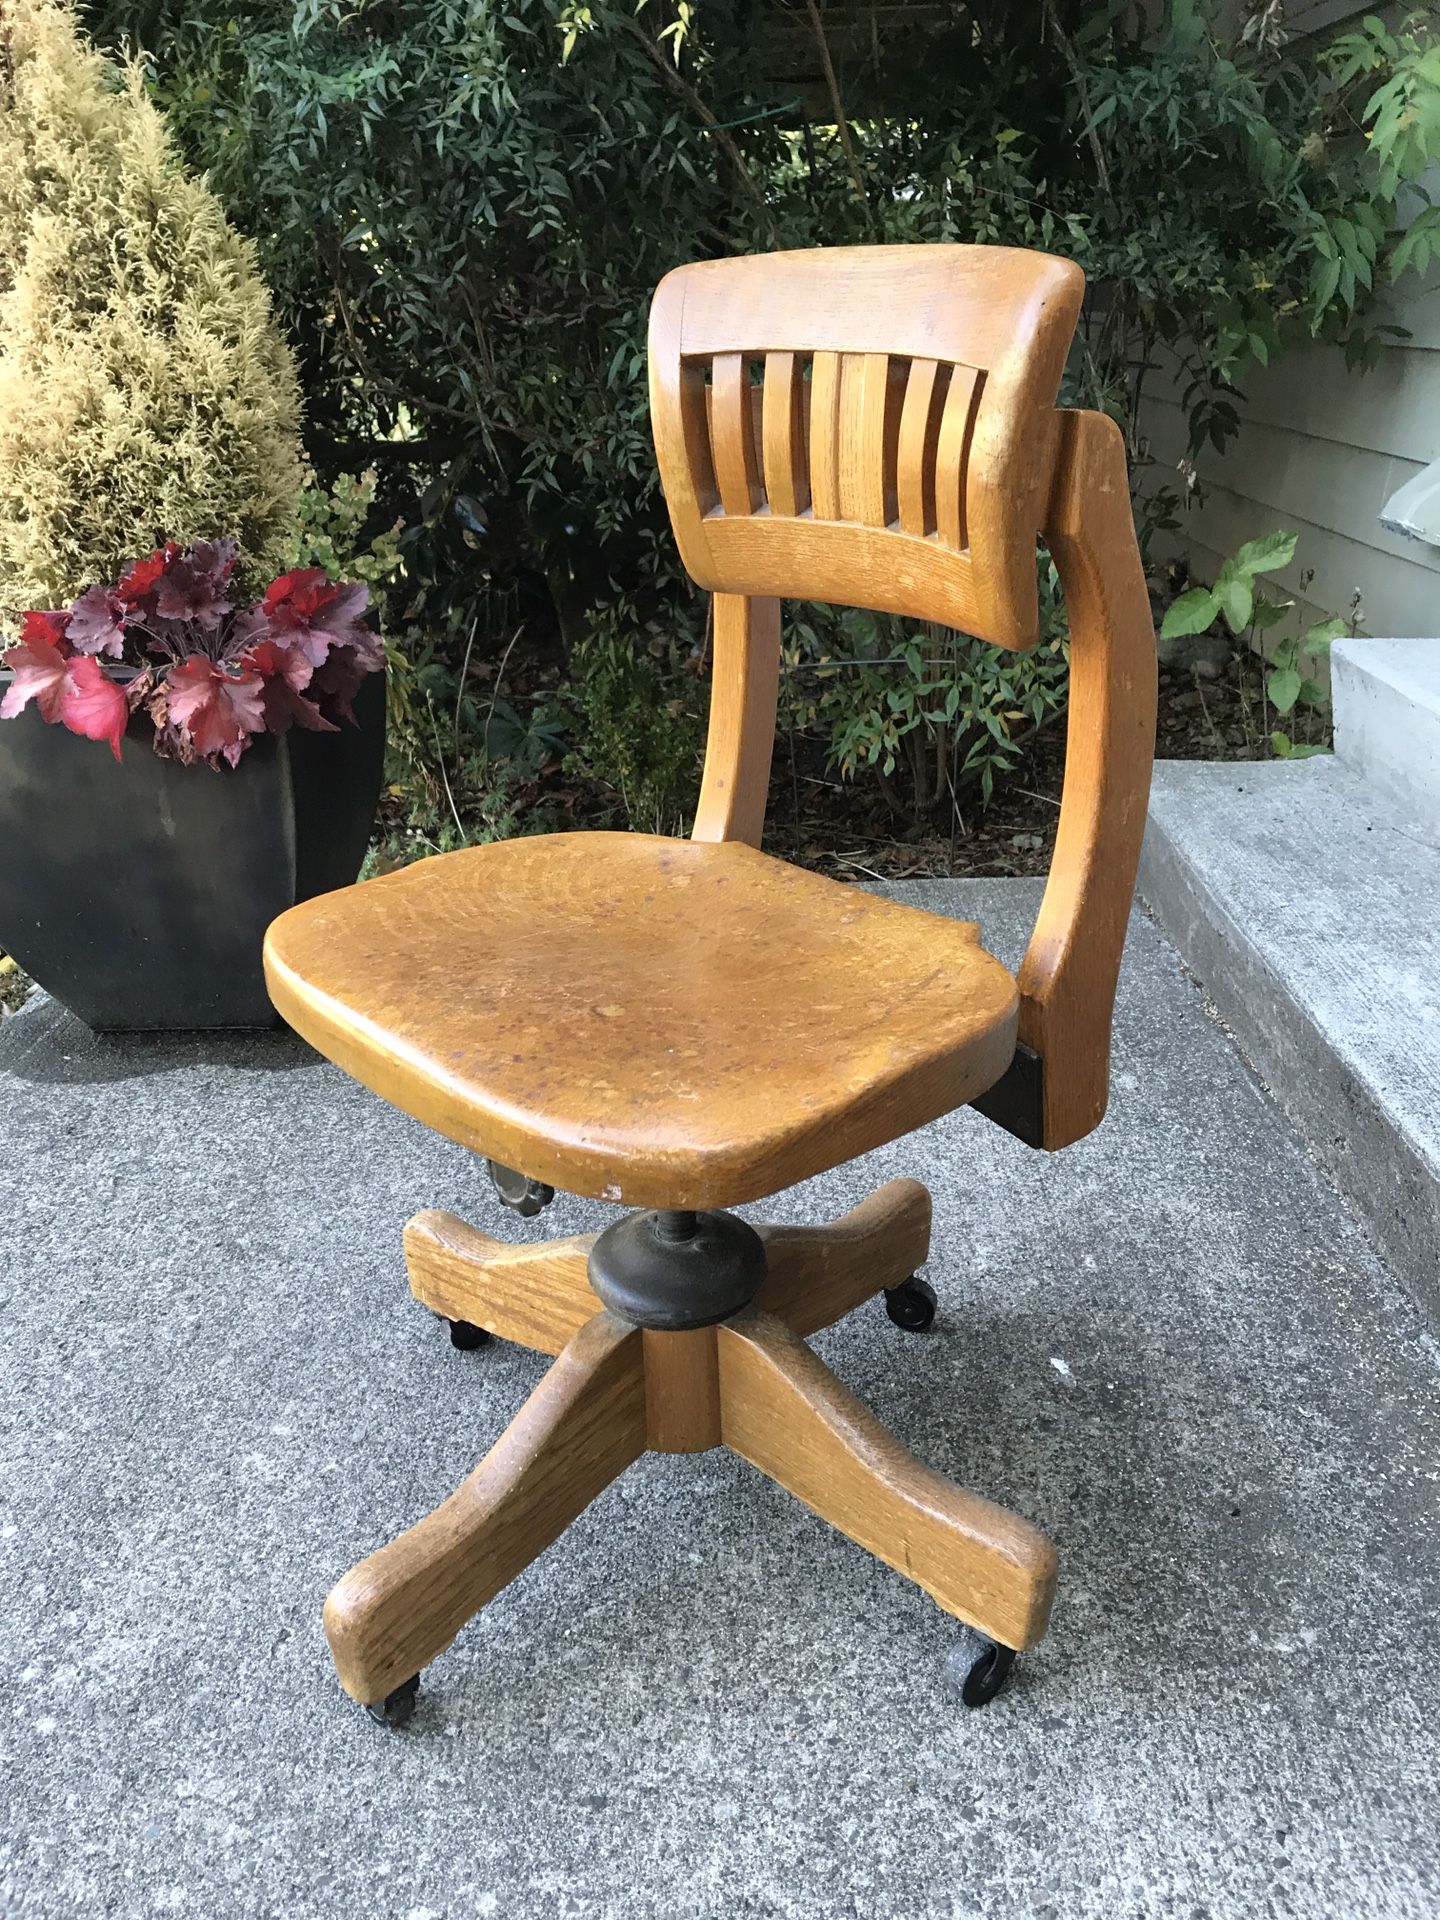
xmin=564 ymin=621 xmax=704 ymax=835
xmin=83 ymin=0 xmax=1440 ymax=830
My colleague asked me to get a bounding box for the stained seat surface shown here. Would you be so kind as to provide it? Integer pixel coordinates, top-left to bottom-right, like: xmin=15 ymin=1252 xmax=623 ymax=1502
xmin=264 ymin=833 xmax=1019 ymax=1209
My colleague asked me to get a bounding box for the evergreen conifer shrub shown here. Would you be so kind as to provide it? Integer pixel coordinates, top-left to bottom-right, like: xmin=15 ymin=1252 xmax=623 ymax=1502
xmin=0 ymin=0 xmax=302 ymax=616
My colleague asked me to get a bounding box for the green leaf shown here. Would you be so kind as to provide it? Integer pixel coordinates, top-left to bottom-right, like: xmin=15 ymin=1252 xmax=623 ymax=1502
xmin=1303 ymin=616 xmax=1348 ymax=649
xmin=1268 ymin=666 xmax=1302 ymax=714
xmin=1250 ymin=597 xmax=1292 ymax=632
xmin=1232 ymin=530 xmax=1298 ymax=576
xmin=1217 ymin=575 xmax=1255 ymax=635
xmin=1159 ymin=587 xmax=1219 ymax=638
xmin=1312 ymin=253 xmax=1342 ymax=317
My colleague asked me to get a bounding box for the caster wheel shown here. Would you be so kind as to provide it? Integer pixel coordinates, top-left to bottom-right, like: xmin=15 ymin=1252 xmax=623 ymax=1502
xmin=946 ymin=1628 xmax=1017 ymax=1709
xmin=486 ymin=1160 xmax=555 ymax=1219
xmin=884 ymin=1275 xmax=937 ymax=1331
xmin=364 ymin=1673 xmax=420 ymax=1728
xmin=446 ymin=1317 xmax=491 ymax=1351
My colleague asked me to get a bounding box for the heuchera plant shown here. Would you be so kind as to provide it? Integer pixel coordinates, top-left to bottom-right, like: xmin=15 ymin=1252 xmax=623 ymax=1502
xmin=0 ymin=538 xmax=380 ymax=766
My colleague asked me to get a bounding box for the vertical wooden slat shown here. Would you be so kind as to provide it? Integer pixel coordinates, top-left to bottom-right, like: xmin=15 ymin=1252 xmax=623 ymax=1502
xmin=896 ymin=358 xmax=943 ymax=535
xmin=668 ymin=360 xmax=719 ymax=528
xmin=836 ymin=352 xmax=892 ymax=527
xmin=809 ymin=350 xmax=843 ymax=520
xmin=710 ymin=352 xmax=761 ymax=515
xmin=749 ymin=379 xmax=765 ymax=484
xmin=882 ymin=356 xmax=908 ymax=527
xmin=762 ymin=352 xmax=810 ymax=518
xmin=935 ymin=364 xmax=982 ymax=550
xmin=650 ymin=284 xmax=718 ymax=567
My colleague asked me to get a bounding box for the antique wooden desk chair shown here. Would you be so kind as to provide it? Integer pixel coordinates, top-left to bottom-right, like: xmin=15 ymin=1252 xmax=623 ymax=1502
xmin=265 ymin=245 xmax=1157 ymax=1726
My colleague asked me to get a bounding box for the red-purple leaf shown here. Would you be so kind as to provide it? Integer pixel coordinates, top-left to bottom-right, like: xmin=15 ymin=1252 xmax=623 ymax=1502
xmin=118 ymin=543 xmax=179 ymax=610
xmin=166 ymin=657 xmax=266 ymax=763
xmin=153 ymin=538 xmax=237 ymax=626
xmin=67 ymin=585 xmax=128 ymax=657
xmin=61 ymin=656 xmax=130 ymax=761
xmin=306 ymin=643 xmax=369 ymax=724
xmin=1 ymin=626 xmax=71 ymax=723
xmin=258 ymin=568 xmax=377 ymax=668
xmin=242 ymin=637 xmax=337 ymax=735
xmin=241 ymin=636 xmax=313 ymax=690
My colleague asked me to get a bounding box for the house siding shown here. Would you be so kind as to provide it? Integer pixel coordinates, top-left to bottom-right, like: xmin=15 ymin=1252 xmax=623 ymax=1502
xmin=1140 ymin=255 xmax=1440 ymax=637
xmin=1138 ymin=0 xmax=1440 ymax=636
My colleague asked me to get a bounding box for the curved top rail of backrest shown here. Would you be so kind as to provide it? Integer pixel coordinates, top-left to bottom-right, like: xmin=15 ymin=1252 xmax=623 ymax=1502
xmin=649 ymin=245 xmax=1085 ymax=652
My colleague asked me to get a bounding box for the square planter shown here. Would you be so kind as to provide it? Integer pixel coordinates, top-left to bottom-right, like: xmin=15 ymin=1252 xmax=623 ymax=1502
xmin=0 ymin=669 xmax=385 ymax=1030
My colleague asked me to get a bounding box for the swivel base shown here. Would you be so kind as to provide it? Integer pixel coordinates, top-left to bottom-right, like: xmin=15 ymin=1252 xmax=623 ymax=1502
xmin=586 ymin=1207 xmax=766 ymax=1329
xmin=324 ymin=1178 xmax=1058 ymax=1720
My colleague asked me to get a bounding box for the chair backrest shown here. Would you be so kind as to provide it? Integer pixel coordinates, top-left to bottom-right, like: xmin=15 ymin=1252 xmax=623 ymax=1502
xmin=648 ymin=245 xmax=1085 ymax=652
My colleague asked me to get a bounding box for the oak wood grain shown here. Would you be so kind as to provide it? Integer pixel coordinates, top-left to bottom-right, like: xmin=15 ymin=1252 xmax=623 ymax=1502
xmin=716 ymin=1310 xmax=1058 ymax=1650
xmin=266 ymin=833 xmax=1018 ymax=1210
xmin=324 ymin=1311 xmax=647 ymax=1703
xmin=404 ymin=1210 xmax=600 ymax=1356
xmin=935 ymin=363 xmax=981 ymax=551
xmin=643 ymin=1327 xmax=722 ymax=1452
xmin=1019 ymin=409 xmax=1158 ymax=1147
xmin=650 ymin=244 xmax=1084 ymax=651
xmin=809 ymin=349 xmax=843 ymax=521
xmin=835 ymin=351 xmax=891 ymax=527
xmin=896 ymin=357 xmax=943 ymax=536
xmin=690 ymin=592 xmax=781 ymax=849
xmin=762 ymin=351 xmax=810 ymax=518
xmin=710 ymin=352 xmax=762 ymax=515
xmin=753 ymin=1178 xmax=932 ymax=1336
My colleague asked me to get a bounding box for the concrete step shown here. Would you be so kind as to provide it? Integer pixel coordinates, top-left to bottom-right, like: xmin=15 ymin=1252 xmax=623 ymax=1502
xmin=1139 ymin=756 xmax=1440 ymax=1320
xmin=1332 ymin=635 xmax=1440 ymax=829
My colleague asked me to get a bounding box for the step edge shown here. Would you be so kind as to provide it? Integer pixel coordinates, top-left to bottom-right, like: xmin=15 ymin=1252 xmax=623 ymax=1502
xmin=1139 ymin=801 xmax=1440 ymax=1325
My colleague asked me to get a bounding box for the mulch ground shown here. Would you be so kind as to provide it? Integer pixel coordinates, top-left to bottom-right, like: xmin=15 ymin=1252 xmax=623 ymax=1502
xmin=0 ymin=958 xmax=28 ymax=1017
xmin=758 ymin=640 xmax=1312 ymax=883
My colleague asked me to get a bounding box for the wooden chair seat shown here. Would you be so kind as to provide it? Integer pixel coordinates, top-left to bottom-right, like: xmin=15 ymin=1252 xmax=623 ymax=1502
xmin=265 ymin=830 xmax=1019 ymax=1211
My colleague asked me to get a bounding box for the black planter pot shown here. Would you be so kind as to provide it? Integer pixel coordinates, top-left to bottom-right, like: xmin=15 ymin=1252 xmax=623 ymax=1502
xmin=0 ymin=669 xmax=385 ymax=1030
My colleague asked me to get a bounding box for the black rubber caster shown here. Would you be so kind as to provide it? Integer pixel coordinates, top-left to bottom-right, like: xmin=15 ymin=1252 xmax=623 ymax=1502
xmin=486 ymin=1159 xmax=555 ymax=1218
xmin=946 ymin=1628 xmax=1017 ymax=1708
xmin=884 ymin=1274 xmax=937 ymax=1331
xmin=364 ymin=1673 xmax=420 ymax=1728
xmin=446 ymin=1317 xmax=491 ymax=1351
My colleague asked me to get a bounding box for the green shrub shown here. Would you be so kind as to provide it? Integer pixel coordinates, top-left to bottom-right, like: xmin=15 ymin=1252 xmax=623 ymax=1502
xmin=565 ymin=626 xmax=704 ymax=836
xmin=83 ymin=0 xmax=1440 ymax=827
xmin=1160 ymin=531 xmax=1348 ymax=758
xmin=0 ymin=0 xmax=302 ymax=614
xmin=792 ymin=565 xmax=1071 ymax=822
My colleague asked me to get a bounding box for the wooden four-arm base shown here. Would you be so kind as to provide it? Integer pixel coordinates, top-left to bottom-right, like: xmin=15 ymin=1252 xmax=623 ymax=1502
xmin=323 ymin=1178 xmax=1058 ymax=1710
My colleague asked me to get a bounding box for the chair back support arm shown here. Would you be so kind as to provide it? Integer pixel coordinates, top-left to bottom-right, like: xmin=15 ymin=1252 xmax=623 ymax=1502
xmin=1017 ymin=408 xmax=1157 ymax=1148
xmin=691 ymin=592 xmax=781 ymax=848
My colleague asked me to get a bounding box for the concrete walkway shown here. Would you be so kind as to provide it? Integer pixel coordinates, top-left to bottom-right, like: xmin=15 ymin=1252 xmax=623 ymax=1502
xmin=2 ymin=881 xmax=1437 ymax=1920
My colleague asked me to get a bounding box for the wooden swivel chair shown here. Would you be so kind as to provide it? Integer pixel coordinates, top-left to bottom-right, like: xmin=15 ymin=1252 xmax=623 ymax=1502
xmin=265 ymin=245 xmax=1157 ymax=1726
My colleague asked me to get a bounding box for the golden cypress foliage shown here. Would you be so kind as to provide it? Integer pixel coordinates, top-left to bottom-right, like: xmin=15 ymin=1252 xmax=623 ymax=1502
xmin=0 ymin=0 xmax=302 ymax=614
